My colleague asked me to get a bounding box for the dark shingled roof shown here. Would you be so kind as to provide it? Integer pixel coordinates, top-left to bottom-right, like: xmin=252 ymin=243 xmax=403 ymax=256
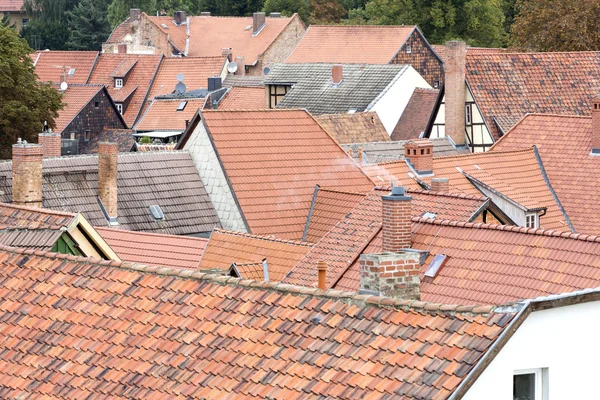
xmin=392 ymin=87 xmax=439 ymax=141
xmin=264 ymin=63 xmax=409 ymax=115
xmin=0 ymin=152 xmax=220 ymax=235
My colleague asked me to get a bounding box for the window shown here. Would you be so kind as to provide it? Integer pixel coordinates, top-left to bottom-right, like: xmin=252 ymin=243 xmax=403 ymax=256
xmin=424 ymin=254 xmax=447 ymax=278
xmin=433 ymin=80 xmax=440 ymax=89
xmin=68 ymin=68 xmax=76 ymax=76
xmin=514 ymin=369 xmax=548 ymax=400
xmin=525 ymin=213 xmax=538 ymax=229
xmin=406 ymin=45 xmax=412 ymax=54
xmin=84 ymin=130 xmax=90 ymax=142
xmin=94 ymin=101 xmax=99 ymax=109
xmin=115 ymin=103 xmax=123 ymax=114
xmin=22 ymin=18 xmax=29 ymax=27
xmin=115 ymin=78 xmax=123 ymax=88
xmin=177 ymin=101 xmax=187 ymax=111
xmin=268 ymin=85 xmax=290 ymax=108
xmin=465 ymin=104 xmax=472 ymax=126
xmin=70 ymin=132 xmax=76 ymax=140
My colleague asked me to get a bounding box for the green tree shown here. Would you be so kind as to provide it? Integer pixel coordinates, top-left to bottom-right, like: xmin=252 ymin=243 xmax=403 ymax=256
xmin=0 ymin=25 xmax=63 ymax=158
xmin=263 ymin=0 xmax=309 ymax=21
xmin=511 ymin=0 xmax=600 ymax=51
xmin=310 ymin=0 xmax=347 ymax=23
xmin=65 ymin=0 xmax=111 ymax=50
xmin=24 ymin=0 xmax=80 ymax=22
xmin=1 ymin=14 xmax=16 ymax=29
xmin=21 ymin=20 xmax=71 ymax=50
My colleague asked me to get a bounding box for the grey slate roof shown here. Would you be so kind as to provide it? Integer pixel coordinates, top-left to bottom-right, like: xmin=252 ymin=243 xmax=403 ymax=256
xmin=223 ymin=75 xmax=265 ymax=88
xmin=0 ymin=151 xmax=220 ymax=235
xmin=342 ymin=137 xmax=469 ymax=164
xmin=0 ymin=229 xmax=63 ymax=250
xmin=264 ymin=63 xmax=409 ymax=115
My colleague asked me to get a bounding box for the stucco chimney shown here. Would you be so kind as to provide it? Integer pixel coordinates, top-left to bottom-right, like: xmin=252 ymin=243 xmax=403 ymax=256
xmin=38 ymin=131 xmax=61 ymax=158
xmin=235 ymin=56 xmax=245 ymax=76
xmin=12 ymin=140 xmax=43 ymax=208
xmin=317 ymin=260 xmax=327 ymax=290
xmin=444 ymin=41 xmax=467 ymax=146
xmin=382 ymin=186 xmax=412 ymax=253
xmin=404 ymin=139 xmax=433 ymax=175
xmin=253 ymin=12 xmax=266 ymax=35
xmin=130 ymin=9 xmax=141 ymax=20
xmin=97 ymin=142 xmax=119 ymax=223
xmin=332 ymin=65 xmax=343 ymax=85
xmin=431 ymin=178 xmax=449 ymax=192
xmin=592 ymin=97 xmax=600 ymax=154
xmin=174 ymin=11 xmax=187 ymax=25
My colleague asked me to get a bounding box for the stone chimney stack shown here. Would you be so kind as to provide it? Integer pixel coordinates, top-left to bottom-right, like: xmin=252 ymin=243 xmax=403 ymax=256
xmin=12 ymin=140 xmax=43 ymax=208
xmin=332 ymin=65 xmax=343 ymax=85
xmin=97 ymin=142 xmax=119 ymax=223
xmin=174 ymin=11 xmax=187 ymax=25
xmin=382 ymin=186 xmax=412 ymax=253
xmin=359 ymin=253 xmax=421 ymax=299
xmin=38 ymin=131 xmax=61 ymax=158
xmin=253 ymin=12 xmax=266 ymax=35
xmin=317 ymin=260 xmax=327 ymax=290
xmin=430 ymin=178 xmax=449 ymax=192
xmin=130 ymin=8 xmax=141 ymax=20
xmin=405 ymin=139 xmax=433 ymax=175
xmin=592 ymin=97 xmax=600 ymax=154
xmin=444 ymin=41 xmax=467 ymax=146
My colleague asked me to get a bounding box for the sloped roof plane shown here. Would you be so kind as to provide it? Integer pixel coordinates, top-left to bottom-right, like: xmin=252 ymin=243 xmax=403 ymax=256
xmin=392 ymin=87 xmax=439 ymax=141
xmin=33 ymin=50 xmax=98 ymax=84
xmin=53 ymin=85 xmax=104 ymax=133
xmin=314 ymin=112 xmax=390 ymax=144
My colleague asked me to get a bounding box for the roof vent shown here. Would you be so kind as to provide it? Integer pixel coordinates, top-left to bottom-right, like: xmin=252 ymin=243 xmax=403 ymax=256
xmin=149 ymin=205 xmax=165 ymax=220
xmin=424 ymin=254 xmax=448 ymax=278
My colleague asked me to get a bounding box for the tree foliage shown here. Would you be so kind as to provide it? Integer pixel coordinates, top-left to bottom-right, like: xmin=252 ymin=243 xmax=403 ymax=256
xmin=310 ymin=0 xmax=347 ymax=23
xmin=0 ymin=26 xmax=63 ymax=159
xmin=21 ymin=20 xmax=71 ymax=50
xmin=65 ymin=0 xmax=111 ymax=50
xmin=511 ymin=0 xmax=600 ymax=51
xmin=264 ymin=0 xmax=309 ymax=22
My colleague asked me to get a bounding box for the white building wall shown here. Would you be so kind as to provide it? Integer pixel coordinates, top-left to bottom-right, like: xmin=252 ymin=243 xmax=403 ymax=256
xmin=473 ymin=184 xmax=527 ymax=226
xmin=464 ymin=301 xmax=600 ymax=400
xmin=183 ymin=122 xmax=248 ymax=232
xmin=370 ymin=66 xmax=431 ymax=135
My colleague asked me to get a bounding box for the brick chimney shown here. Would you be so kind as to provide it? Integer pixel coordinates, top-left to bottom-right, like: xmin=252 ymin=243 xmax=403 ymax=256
xmin=235 ymin=56 xmax=246 ymax=76
xmin=592 ymin=97 xmax=600 ymax=154
xmin=332 ymin=65 xmax=343 ymax=85
xmin=444 ymin=41 xmax=467 ymax=146
xmin=405 ymin=139 xmax=433 ymax=175
xmin=117 ymin=43 xmax=128 ymax=54
xmin=97 ymin=142 xmax=118 ymax=224
xmin=130 ymin=9 xmax=141 ymax=20
xmin=317 ymin=260 xmax=327 ymax=290
xmin=253 ymin=12 xmax=266 ymax=35
xmin=38 ymin=131 xmax=61 ymax=157
xmin=382 ymin=186 xmax=412 ymax=253
xmin=430 ymin=177 xmax=449 ymax=192
xmin=359 ymin=252 xmax=421 ymax=299
xmin=12 ymin=140 xmax=43 ymax=208
xmin=174 ymin=11 xmax=187 ymax=25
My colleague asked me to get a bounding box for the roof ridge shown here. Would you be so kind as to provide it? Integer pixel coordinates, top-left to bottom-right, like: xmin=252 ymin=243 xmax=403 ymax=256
xmin=309 ymin=24 xmax=416 ymax=29
xmin=0 ymin=202 xmax=76 ymax=218
xmin=0 ymin=225 xmax=66 ymax=232
xmin=429 ymin=147 xmax=534 ymax=163
xmin=94 ymin=226 xmax=208 ymax=241
xmin=468 ymin=50 xmax=600 ymax=57
xmin=4 ymin=244 xmax=497 ymax=315
xmin=403 ymin=187 xmax=488 ymax=202
xmin=212 ymin=228 xmax=313 ymax=247
xmin=316 ymin=188 xmax=368 ymax=196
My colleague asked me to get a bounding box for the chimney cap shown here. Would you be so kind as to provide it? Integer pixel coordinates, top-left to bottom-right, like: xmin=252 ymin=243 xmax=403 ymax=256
xmin=383 ymin=185 xmax=412 ymax=201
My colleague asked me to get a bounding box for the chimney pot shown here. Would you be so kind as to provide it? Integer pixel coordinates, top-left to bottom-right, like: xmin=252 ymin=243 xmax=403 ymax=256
xmin=592 ymin=97 xmax=600 ymax=154
xmin=38 ymin=131 xmax=61 ymax=158
xmin=358 ymin=147 xmax=364 ymax=165
xmin=444 ymin=41 xmax=467 ymax=146
xmin=431 ymin=177 xmax=449 ymax=192
xmin=12 ymin=142 xmax=43 ymax=207
xmin=98 ymin=142 xmax=119 ymax=223
xmin=317 ymin=260 xmax=327 ymax=290
xmin=332 ymin=65 xmax=343 ymax=85
xmin=382 ymin=186 xmax=412 ymax=253
xmin=253 ymin=12 xmax=266 ymax=35
xmin=404 ymin=139 xmax=433 ymax=175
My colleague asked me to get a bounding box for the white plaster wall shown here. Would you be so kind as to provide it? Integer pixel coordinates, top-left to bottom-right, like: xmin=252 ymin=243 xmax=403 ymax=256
xmin=183 ymin=121 xmax=248 ymax=232
xmin=464 ymin=301 xmax=600 ymax=400
xmin=473 ymin=183 xmax=526 ymax=226
xmin=370 ymin=66 xmax=431 ymax=135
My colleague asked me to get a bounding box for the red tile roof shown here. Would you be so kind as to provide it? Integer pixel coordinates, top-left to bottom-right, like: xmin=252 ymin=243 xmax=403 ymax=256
xmin=392 ymin=88 xmax=439 ymax=141
xmin=0 ymin=0 xmax=23 ymax=11
xmin=314 ymin=112 xmax=390 ymax=144
xmin=0 ymin=203 xmax=74 ymax=229
xmin=95 ymin=227 xmax=207 ymax=270
xmin=286 ymin=25 xmax=414 ymax=64
xmin=53 ymin=84 xmax=104 ymax=133
xmin=135 ymin=98 xmax=206 ymax=131
xmin=490 ymin=114 xmax=600 ymax=235
xmin=285 ymin=188 xmax=489 ymax=289
xmin=87 ymin=54 xmax=163 ymax=127
xmin=33 ymin=50 xmax=98 ymax=84
xmin=363 ymin=148 xmax=570 ymax=231
xmin=466 ymin=51 xmax=600 ymax=139
xmin=0 ymin=244 xmax=516 ymax=399
xmin=198 ymin=228 xmax=311 ymax=281
xmin=199 ymin=109 xmax=375 ymax=239
xmin=217 ymin=86 xmax=266 ymax=110
xmin=147 ymin=56 xmax=226 ymax=100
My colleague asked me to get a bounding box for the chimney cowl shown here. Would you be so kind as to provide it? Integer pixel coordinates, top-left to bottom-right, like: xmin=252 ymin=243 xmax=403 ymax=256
xmin=383 ymin=185 xmax=411 ymax=201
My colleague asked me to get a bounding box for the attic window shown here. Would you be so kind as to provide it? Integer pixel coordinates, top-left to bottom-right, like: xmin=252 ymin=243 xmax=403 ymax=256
xmin=68 ymin=68 xmax=76 ymax=76
xmin=434 ymin=80 xmax=440 ymax=88
xmin=525 ymin=213 xmax=538 ymax=229
xmin=149 ymin=205 xmax=165 ymax=220
xmin=406 ymin=45 xmax=412 ymax=54
xmin=177 ymin=101 xmax=188 ymax=111
xmin=424 ymin=254 xmax=448 ymax=278
xmin=422 ymin=212 xmax=437 ymax=219
xmin=115 ymin=78 xmax=123 ymax=88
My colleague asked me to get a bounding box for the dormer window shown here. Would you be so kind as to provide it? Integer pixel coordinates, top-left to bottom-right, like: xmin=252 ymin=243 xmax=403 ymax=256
xmin=525 ymin=213 xmax=538 ymax=229
xmin=115 ymin=78 xmax=123 ymax=88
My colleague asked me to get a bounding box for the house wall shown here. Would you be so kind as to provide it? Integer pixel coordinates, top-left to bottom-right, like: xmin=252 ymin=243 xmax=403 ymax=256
xmin=464 ymin=301 xmax=600 ymax=400
xmin=253 ymin=16 xmax=306 ymax=76
xmin=62 ymin=90 xmax=127 ymax=154
xmin=103 ymin=15 xmax=170 ymax=55
xmin=183 ymin=120 xmax=247 ymax=232
xmin=0 ymin=12 xmax=29 ymax=31
xmin=369 ymin=66 xmax=431 ymax=134
xmin=391 ymin=29 xmax=443 ymax=88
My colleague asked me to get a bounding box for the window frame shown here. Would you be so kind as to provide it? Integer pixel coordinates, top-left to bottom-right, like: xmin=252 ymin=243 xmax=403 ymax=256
xmin=114 ymin=78 xmax=124 ymax=88
xmin=115 ymin=103 xmax=123 ymax=115
xmin=513 ymin=368 xmax=547 ymax=400
xmin=268 ymin=84 xmax=290 ymax=108
xmin=525 ymin=213 xmax=538 ymax=229
xmin=465 ymin=103 xmax=472 ymax=126
xmin=84 ymin=129 xmax=90 ymax=142
xmin=406 ymin=45 xmax=412 ymax=54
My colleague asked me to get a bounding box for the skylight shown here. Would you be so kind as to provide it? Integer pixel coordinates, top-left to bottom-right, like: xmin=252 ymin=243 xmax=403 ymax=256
xmin=177 ymin=101 xmax=187 ymax=111
xmin=149 ymin=205 xmax=165 ymax=220
xmin=68 ymin=68 xmax=76 ymax=76
xmin=422 ymin=212 xmax=437 ymax=219
xmin=424 ymin=254 xmax=448 ymax=278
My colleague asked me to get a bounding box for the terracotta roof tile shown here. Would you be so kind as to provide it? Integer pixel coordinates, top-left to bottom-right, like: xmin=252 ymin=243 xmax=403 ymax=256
xmin=53 ymin=85 xmax=104 ymax=133
xmin=217 ymin=86 xmax=266 ymax=110
xmin=286 ymin=25 xmax=414 ymax=64
xmin=33 ymin=50 xmax=98 ymax=84
xmin=466 ymin=51 xmax=600 ymax=139
xmin=87 ymin=54 xmax=163 ymax=127
xmin=200 ymin=109 xmax=375 ymax=239
xmin=392 ymin=88 xmax=439 ymax=141
xmin=79 ymin=128 xmax=135 ymax=154
xmin=95 ymin=227 xmax=208 ymax=270
xmin=231 ymin=261 xmax=265 ymax=280
xmin=135 ymin=98 xmax=206 ymax=131
xmin=198 ymin=228 xmax=311 ymax=281
xmin=315 ymin=112 xmax=390 ymax=144
xmin=491 ymin=114 xmax=600 ymax=235
xmin=0 ymin=244 xmax=515 ymax=398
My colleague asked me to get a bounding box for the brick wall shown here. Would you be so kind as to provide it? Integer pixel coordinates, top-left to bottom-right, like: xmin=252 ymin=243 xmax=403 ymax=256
xmin=382 ymin=188 xmax=412 ymax=253
xmin=359 ymin=252 xmax=420 ymax=299
xmin=62 ymin=89 xmax=127 ymax=155
xmin=405 ymin=139 xmax=433 ymax=174
xmin=97 ymin=142 xmax=119 ymax=219
xmin=430 ymin=178 xmax=449 ymax=192
xmin=103 ymin=13 xmax=171 ymax=55
xmin=444 ymin=41 xmax=467 ymax=146
xmin=254 ymin=16 xmax=306 ymax=76
xmin=11 ymin=143 xmax=43 ymax=208
xmin=392 ymin=29 xmax=443 ymax=88
xmin=38 ymin=132 xmax=61 ymax=157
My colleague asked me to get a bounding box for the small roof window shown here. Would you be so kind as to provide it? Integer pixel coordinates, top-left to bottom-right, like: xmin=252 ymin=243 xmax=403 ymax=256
xmin=68 ymin=68 xmax=76 ymax=76
xmin=422 ymin=212 xmax=437 ymax=219
xmin=177 ymin=101 xmax=187 ymax=111
xmin=149 ymin=205 xmax=165 ymax=220
xmin=424 ymin=254 xmax=448 ymax=278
